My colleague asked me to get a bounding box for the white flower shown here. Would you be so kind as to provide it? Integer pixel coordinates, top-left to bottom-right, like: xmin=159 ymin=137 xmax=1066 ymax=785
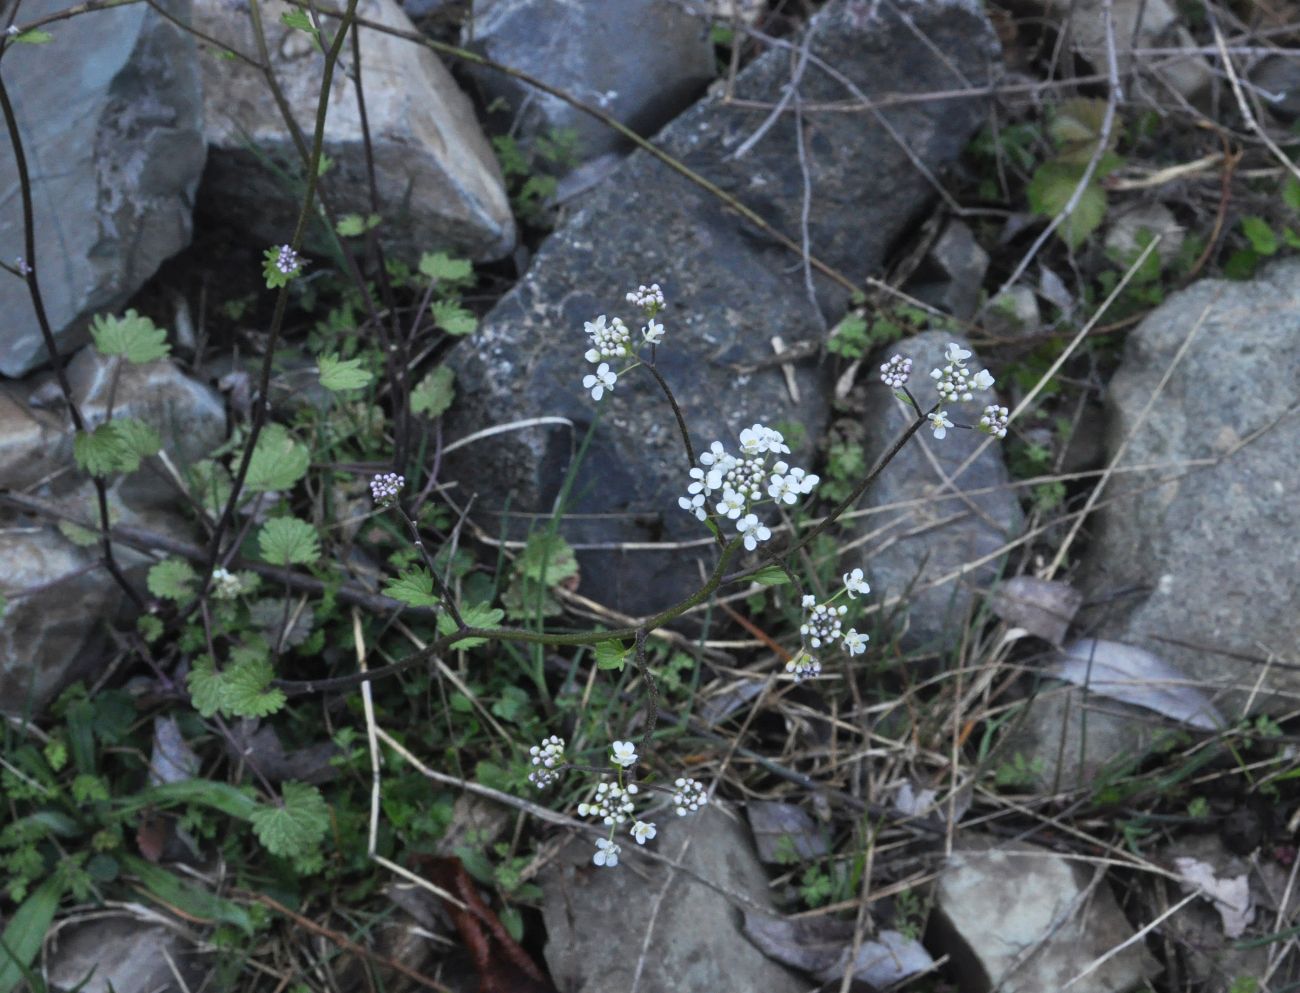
xmin=678 ymin=493 xmax=707 ymax=521
xmin=787 ymin=467 xmax=819 ymax=494
xmin=369 ymin=471 xmax=405 ymax=504
xmin=686 ymin=467 xmax=709 ymax=496
xmin=274 ymin=244 xmax=302 ymax=275
xmin=843 ymin=629 xmax=869 ymax=656
xmin=928 ymin=409 xmax=953 ymax=440
xmin=611 ymin=740 xmax=638 ymax=768
xmin=802 ymin=594 xmax=817 ymax=609
xmin=971 ymin=368 xmax=995 ymax=391
xmin=578 ymin=781 xmax=637 ymax=825
xmin=583 ymin=315 xmax=632 ymax=361
xmin=699 ymin=441 xmax=730 ymax=466
xmin=767 ymin=470 xmax=800 ymax=505
xmin=626 ymin=282 xmax=665 ymax=312
xmin=945 ymin=342 xmax=972 ymax=365
xmin=715 ymin=488 xmax=746 ymax=520
xmin=582 ymin=363 xmax=617 ymax=401
xmin=801 ymin=601 xmax=847 ymax=649
xmin=843 ymin=568 xmax=870 ymax=599
xmin=642 ymin=318 xmax=664 ymax=344
xmin=630 ymin=820 xmax=657 ymax=845
xmin=593 ymin=838 xmax=621 ymax=867
xmin=737 ymin=513 xmax=771 ymax=551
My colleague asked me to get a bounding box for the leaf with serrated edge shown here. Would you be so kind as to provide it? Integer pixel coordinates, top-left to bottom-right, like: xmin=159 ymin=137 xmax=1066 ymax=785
xmin=258 ymin=517 xmax=321 ymax=566
xmin=250 ymin=781 xmax=328 ymax=858
xmin=317 ymin=353 xmax=373 ymax=392
xmin=244 ymin=424 xmax=309 ymax=493
xmin=148 ymin=558 xmax=198 ymax=603
xmin=410 ymin=365 xmax=455 ymax=418
xmin=89 ymin=309 xmax=170 ymax=363
xmin=383 ymin=568 xmax=441 ymax=608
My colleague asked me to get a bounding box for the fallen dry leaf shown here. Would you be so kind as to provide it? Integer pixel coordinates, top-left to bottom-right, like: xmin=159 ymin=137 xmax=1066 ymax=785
xmin=743 ymin=910 xmax=934 ymax=985
xmin=989 ymin=576 xmax=1083 ymax=646
xmin=1173 ymin=856 xmax=1255 ymax=938
xmin=1053 ymin=639 xmax=1225 ymax=731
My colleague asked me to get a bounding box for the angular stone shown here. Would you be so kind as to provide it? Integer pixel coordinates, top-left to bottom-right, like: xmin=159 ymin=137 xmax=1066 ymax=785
xmin=47 ymin=917 xmax=200 ymax=993
xmin=0 ymin=383 xmax=64 ymax=490
xmin=540 ymin=804 xmax=803 ymax=993
xmin=849 ymin=332 xmax=1023 ymax=649
xmin=932 ymin=836 xmax=1158 ymax=993
xmin=194 ymin=0 xmax=514 ymax=262
xmin=907 ymin=220 xmax=990 ymax=320
xmin=0 ymin=0 xmax=205 ymax=377
xmin=461 ymin=0 xmax=716 ymax=168
xmin=446 ymin=0 xmax=1001 ymax=616
xmin=1081 ymin=259 xmax=1300 ymax=717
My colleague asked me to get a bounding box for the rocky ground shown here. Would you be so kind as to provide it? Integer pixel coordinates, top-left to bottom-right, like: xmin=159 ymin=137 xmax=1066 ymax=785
xmin=1 ymin=0 xmax=1299 ymax=991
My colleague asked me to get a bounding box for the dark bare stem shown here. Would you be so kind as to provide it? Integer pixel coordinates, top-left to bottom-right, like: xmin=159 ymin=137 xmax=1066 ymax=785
xmin=0 ymin=71 xmax=142 ymax=607
xmin=390 ymin=503 xmax=467 ymax=631
xmin=633 ymin=627 xmax=659 ymax=756
xmin=203 ymin=0 xmax=360 ymax=585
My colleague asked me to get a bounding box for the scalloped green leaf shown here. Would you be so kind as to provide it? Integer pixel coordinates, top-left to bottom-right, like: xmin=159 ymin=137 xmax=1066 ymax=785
xmin=383 ymin=567 xmax=441 ymax=608
xmin=317 ymin=353 xmax=373 ymax=392
xmin=244 ymin=424 xmax=309 ymax=493
xmin=430 ymin=299 xmax=477 ymax=337
xmin=147 ymin=558 xmax=198 ymax=604
xmin=410 ymin=365 xmax=455 ymax=419
xmin=437 ymin=602 xmax=503 ymax=648
xmin=89 ymin=310 xmax=170 ymax=364
xmin=258 ymin=517 xmax=321 ymax=566
xmin=250 ymin=781 xmax=328 ymax=859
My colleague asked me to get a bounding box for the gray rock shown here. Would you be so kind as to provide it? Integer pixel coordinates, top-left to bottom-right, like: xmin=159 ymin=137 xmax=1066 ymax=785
xmin=907 ymin=220 xmax=990 ymax=320
xmin=0 ymin=0 xmax=205 ymax=377
xmin=931 ymin=836 xmax=1158 ymax=993
xmin=0 ymin=347 xmax=225 ymax=713
xmin=195 ymin=0 xmax=515 ymax=262
xmin=1103 ymin=202 xmax=1184 ymax=268
xmin=1042 ymin=0 xmax=1209 ymax=97
xmin=999 ymin=683 xmax=1159 ymax=794
xmin=1081 ymin=259 xmax=1300 ymax=718
xmin=0 ymin=526 xmax=118 ymax=715
xmin=47 ymin=917 xmax=200 ymax=993
xmin=986 ymin=285 xmax=1041 ymax=338
xmin=850 ymin=332 xmax=1023 ymax=649
xmin=445 ymin=0 xmax=1001 ymax=616
xmin=1251 ymin=54 xmax=1300 ymax=123
xmin=540 ymin=803 xmax=804 ymax=993
xmin=461 ymin=0 xmax=717 ymax=169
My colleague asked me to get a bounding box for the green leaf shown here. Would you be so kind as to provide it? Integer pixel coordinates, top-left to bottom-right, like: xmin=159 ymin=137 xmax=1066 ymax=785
xmin=137 ymin=614 xmax=163 ymax=642
xmin=258 ymin=517 xmax=320 ymax=566
xmin=516 ymin=533 xmax=578 ymax=585
xmin=58 ymin=521 xmax=99 ymax=547
xmin=279 ymin=8 xmax=321 ymax=50
xmin=1241 ymin=216 xmax=1278 ymax=256
xmin=1284 ymin=227 xmax=1300 ymax=250
xmin=383 ymin=567 xmax=441 ymax=608
xmin=73 ymin=418 xmax=160 ymax=476
xmin=317 ymin=352 xmax=373 ymax=392
xmin=1026 ymin=162 xmax=1108 ymax=249
xmin=147 ymin=558 xmax=198 ymax=604
xmin=189 ymin=459 xmax=233 ymax=516
xmin=11 ymin=28 xmax=52 ymax=44
xmin=335 ymin=213 xmax=380 ymax=237
xmin=410 ymin=365 xmax=456 ymax=419
xmin=186 ymin=649 xmax=285 ymax=720
xmin=0 ymin=593 xmax=6 ymax=622
xmin=123 ymin=779 xmax=257 ymax=821
xmin=244 ymin=424 xmax=309 ymax=493
xmin=113 ymin=417 xmax=162 ymax=462
xmin=418 ymin=252 xmax=473 ymax=285
xmin=594 ymin=639 xmax=629 ymax=671
xmin=250 ymin=781 xmax=329 ymax=859
xmin=122 ymin=855 xmax=253 ymax=934
xmin=0 ymin=877 xmax=64 ymax=993
xmin=437 ymin=602 xmax=503 ymax=648
xmin=430 ymin=299 xmax=477 ymax=336
xmin=750 ymin=565 xmax=790 ymax=586
xmin=89 ymin=309 xmax=170 ymax=363
xmin=1283 ymin=175 xmax=1300 ymax=213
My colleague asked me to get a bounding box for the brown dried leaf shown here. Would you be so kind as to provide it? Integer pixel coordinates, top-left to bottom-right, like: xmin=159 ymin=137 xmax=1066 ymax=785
xmin=989 ymin=576 xmax=1083 ymax=646
xmin=743 ymin=911 xmax=934 ymax=985
xmin=746 ymin=801 xmax=829 ymax=863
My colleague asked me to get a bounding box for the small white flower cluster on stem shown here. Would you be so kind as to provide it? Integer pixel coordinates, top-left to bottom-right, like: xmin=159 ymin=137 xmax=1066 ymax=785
xmin=921 ymin=343 xmax=1001 ymax=442
xmin=370 ymin=471 xmax=404 ymax=504
xmin=572 ymin=740 xmax=709 ymax=869
xmin=275 ymin=244 xmax=302 ymax=275
xmin=580 ymin=282 xmax=670 ymax=401
xmin=528 ymin=735 xmax=566 ymax=789
xmin=879 ymin=354 xmax=912 ymax=389
xmin=788 ymin=571 xmax=873 ymax=682
xmin=211 ymin=567 xmax=243 ymax=600
xmin=677 ymin=424 xmax=818 ymax=556
xmin=979 ymin=404 xmax=1010 ymax=439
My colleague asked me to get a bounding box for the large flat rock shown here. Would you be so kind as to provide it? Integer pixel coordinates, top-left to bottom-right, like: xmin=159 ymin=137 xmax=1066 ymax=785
xmin=446 ymin=0 xmax=1001 ymax=616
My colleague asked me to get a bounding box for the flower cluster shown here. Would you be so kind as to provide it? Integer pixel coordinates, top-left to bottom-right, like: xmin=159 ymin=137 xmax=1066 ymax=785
xmin=567 ymin=740 xmax=710 ymax=869
xmin=580 ymin=282 xmax=671 ymax=401
xmin=879 ymin=354 xmax=912 ymax=389
xmin=671 ymin=777 xmax=708 ymax=816
xmin=677 ymin=424 xmax=818 ymax=557
xmin=274 ymin=244 xmax=302 ymax=276
xmin=788 ymin=571 xmax=872 ymax=682
xmin=577 ymin=781 xmax=638 ymax=825
xmin=626 ymin=282 xmax=664 ymax=314
xmin=210 ymin=567 xmax=243 ymax=600
xmin=528 ymin=735 xmax=566 ymax=789
xmin=369 ymin=472 xmax=404 ymax=505
xmin=979 ymin=404 xmax=1010 ymax=439
xmin=882 ymin=343 xmax=1004 ymax=442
